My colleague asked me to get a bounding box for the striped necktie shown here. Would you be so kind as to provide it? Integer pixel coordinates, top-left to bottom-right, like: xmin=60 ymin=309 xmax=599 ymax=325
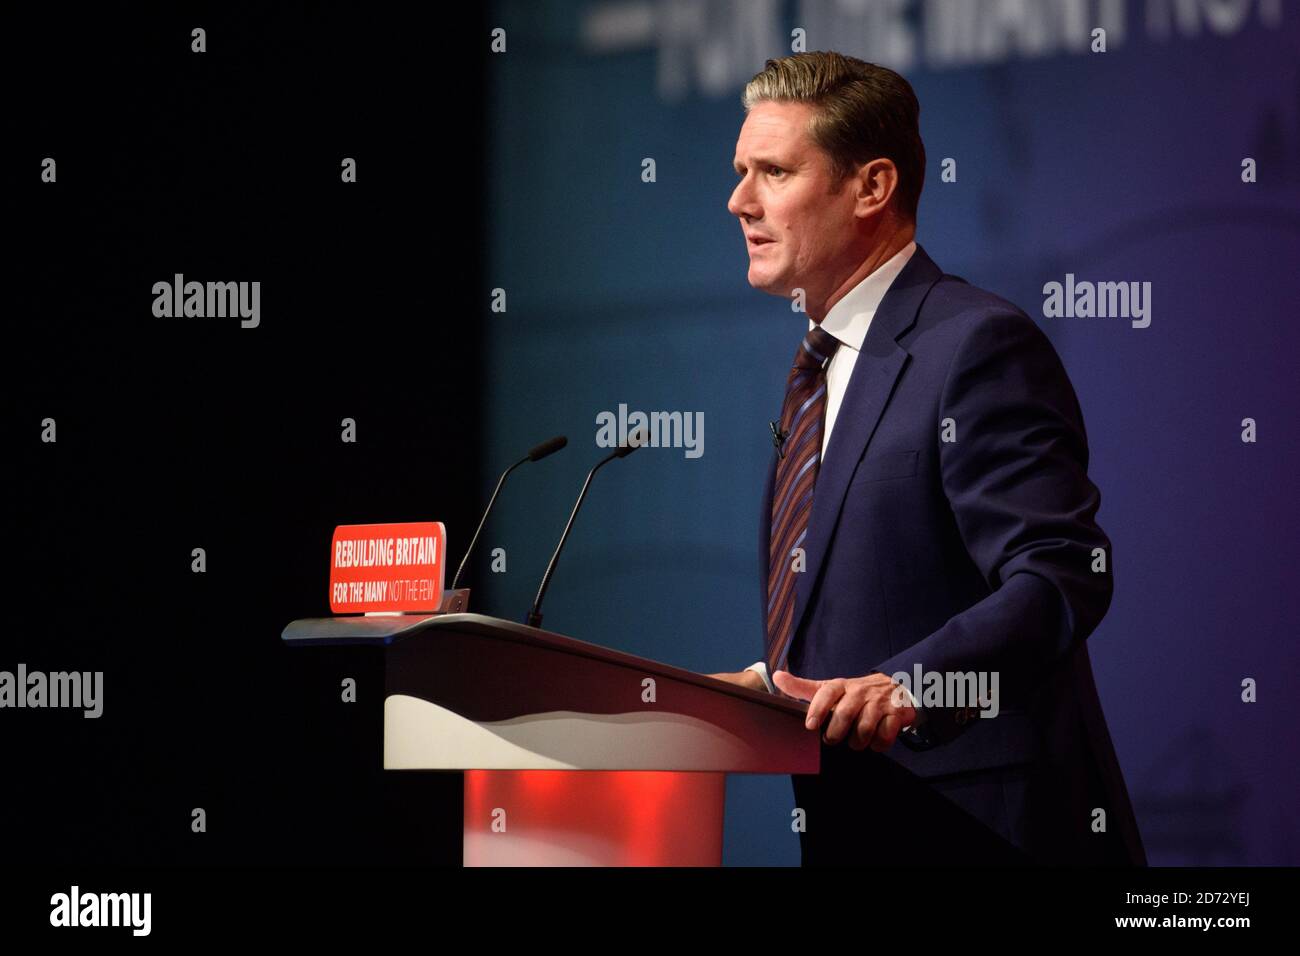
xmin=765 ymin=323 xmax=840 ymax=680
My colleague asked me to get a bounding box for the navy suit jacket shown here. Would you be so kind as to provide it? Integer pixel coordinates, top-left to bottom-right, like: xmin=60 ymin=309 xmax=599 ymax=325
xmin=760 ymin=243 xmax=1145 ymax=864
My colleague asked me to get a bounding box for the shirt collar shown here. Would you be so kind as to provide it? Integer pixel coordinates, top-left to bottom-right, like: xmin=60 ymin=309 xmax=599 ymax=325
xmin=810 ymin=240 xmax=917 ymax=352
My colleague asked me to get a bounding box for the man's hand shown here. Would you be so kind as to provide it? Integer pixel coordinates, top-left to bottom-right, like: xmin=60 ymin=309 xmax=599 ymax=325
xmin=705 ymin=670 xmax=767 ymax=692
xmin=772 ymin=670 xmax=916 ymax=752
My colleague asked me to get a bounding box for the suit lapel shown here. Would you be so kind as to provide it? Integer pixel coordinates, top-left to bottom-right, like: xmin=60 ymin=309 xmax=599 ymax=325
xmin=784 ymin=244 xmax=945 ymax=660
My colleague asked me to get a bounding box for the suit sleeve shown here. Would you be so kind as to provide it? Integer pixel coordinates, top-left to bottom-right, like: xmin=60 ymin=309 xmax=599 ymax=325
xmin=873 ymin=308 xmax=1113 ymax=700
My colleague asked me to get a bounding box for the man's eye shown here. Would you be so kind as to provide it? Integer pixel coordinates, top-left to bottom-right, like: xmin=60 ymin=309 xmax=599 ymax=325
xmin=768 ymin=165 xmax=785 ymax=176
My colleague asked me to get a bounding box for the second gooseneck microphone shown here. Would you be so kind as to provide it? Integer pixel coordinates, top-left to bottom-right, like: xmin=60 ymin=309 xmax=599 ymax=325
xmin=525 ymin=430 xmax=646 ymax=629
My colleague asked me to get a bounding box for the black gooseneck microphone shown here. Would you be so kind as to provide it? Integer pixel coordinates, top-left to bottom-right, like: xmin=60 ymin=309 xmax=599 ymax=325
xmin=525 ymin=429 xmax=647 ymax=629
xmin=451 ymin=435 xmax=568 ymax=591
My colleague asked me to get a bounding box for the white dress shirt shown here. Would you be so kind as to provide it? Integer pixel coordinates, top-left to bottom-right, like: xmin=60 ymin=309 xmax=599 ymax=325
xmin=747 ymin=240 xmax=918 ymax=700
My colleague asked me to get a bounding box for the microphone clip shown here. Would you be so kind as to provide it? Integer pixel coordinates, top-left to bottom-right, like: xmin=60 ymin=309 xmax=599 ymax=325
xmin=769 ymin=420 xmax=788 ymax=459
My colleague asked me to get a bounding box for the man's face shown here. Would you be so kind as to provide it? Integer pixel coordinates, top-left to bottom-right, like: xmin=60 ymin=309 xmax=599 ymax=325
xmin=727 ymin=100 xmax=858 ymax=301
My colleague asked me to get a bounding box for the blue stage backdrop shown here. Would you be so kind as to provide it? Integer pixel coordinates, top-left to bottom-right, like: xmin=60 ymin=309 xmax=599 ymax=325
xmin=475 ymin=0 xmax=1300 ymax=865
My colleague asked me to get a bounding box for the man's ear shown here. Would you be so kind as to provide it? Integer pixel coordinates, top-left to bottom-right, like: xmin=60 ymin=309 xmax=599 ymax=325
xmin=855 ymin=157 xmax=899 ymax=217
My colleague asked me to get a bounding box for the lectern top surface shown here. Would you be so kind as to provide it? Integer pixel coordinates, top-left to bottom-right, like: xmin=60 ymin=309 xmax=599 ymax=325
xmin=280 ymin=613 xmax=807 ymax=716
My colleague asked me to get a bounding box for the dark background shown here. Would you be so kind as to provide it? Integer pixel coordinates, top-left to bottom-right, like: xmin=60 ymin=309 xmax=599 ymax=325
xmin=7 ymin=4 xmax=484 ymax=864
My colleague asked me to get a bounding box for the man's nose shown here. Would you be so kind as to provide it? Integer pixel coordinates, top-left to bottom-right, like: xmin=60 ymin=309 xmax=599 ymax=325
xmin=727 ymin=178 xmax=758 ymax=220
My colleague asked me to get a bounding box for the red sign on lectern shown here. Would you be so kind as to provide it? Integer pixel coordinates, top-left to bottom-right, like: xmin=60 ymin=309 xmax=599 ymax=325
xmin=329 ymin=521 xmax=446 ymax=614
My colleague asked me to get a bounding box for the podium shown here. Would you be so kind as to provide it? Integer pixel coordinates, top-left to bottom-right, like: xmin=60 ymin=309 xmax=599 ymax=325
xmin=282 ymin=612 xmax=1031 ymax=866
xmin=282 ymin=612 xmax=818 ymax=866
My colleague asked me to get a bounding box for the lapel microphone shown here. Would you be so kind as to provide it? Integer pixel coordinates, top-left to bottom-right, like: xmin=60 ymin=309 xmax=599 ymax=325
xmin=769 ymin=420 xmax=788 ymax=458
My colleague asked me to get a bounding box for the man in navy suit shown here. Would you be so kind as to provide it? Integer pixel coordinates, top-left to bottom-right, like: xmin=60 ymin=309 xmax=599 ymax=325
xmin=708 ymin=52 xmax=1145 ymax=865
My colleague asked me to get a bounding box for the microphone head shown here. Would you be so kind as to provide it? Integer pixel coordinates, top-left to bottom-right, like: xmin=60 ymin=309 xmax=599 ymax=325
xmin=615 ymin=427 xmax=648 ymax=458
xmin=528 ymin=435 xmax=568 ymax=461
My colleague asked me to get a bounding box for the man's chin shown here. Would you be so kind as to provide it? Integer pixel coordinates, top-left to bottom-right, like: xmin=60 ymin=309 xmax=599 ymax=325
xmin=747 ymin=267 xmax=790 ymax=297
